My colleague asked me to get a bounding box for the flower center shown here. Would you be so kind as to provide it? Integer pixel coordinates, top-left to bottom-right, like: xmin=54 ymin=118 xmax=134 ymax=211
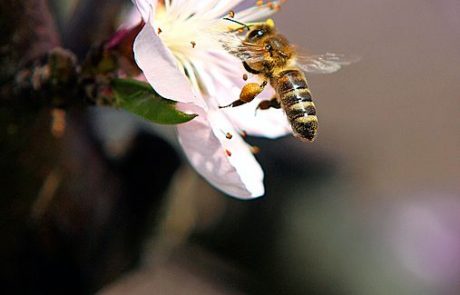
xmin=155 ymin=6 xmax=225 ymax=60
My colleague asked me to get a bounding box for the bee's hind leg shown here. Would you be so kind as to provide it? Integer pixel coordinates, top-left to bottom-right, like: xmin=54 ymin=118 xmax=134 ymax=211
xmin=219 ymin=81 xmax=268 ymax=109
xmin=256 ymin=96 xmax=281 ymax=113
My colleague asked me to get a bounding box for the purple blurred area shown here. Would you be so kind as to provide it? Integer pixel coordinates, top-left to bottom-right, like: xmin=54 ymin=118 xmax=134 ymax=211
xmin=2 ymin=0 xmax=459 ymax=294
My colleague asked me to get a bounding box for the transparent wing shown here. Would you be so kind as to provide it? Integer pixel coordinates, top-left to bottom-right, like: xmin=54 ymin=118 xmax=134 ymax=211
xmin=296 ymin=53 xmax=359 ymax=74
xmin=220 ymin=33 xmax=267 ymax=64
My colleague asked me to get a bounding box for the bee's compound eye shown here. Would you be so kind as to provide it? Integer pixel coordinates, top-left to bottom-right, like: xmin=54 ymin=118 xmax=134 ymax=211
xmin=248 ymin=29 xmax=265 ymax=41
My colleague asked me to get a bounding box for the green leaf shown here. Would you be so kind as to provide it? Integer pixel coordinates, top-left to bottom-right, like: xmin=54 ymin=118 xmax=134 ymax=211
xmin=112 ymin=79 xmax=197 ymax=125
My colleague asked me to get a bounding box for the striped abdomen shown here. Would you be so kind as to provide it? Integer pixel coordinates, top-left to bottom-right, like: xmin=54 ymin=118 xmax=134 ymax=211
xmin=273 ymin=69 xmax=318 ymax=141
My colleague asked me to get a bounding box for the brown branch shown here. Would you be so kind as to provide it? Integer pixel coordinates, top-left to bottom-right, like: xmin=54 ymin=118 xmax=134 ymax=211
xmin=0 ymin=0 xmax=60 ymax=87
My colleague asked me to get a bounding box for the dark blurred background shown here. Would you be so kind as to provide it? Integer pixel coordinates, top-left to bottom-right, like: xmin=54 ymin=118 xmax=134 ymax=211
xmin=1 ymin=0 xmax=459 ymax=294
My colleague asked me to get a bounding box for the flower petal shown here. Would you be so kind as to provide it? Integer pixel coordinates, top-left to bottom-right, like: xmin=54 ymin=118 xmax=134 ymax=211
xmin=133 ymin=23 xmax=206 ymax=108
xmin=131 ymin=0 xmax=157 ymax=22
xmin=236 ymin=1 xmax=281 ymax=22
xmin=177 ymin=104 xmax=264 ymax=199
xmin=199 ymin=64 xmax=292 ymax=139
xmin=223 ymin=97 xmax=292 ymax=139
xmin=167 ymin=0 xmax=245 ymax=20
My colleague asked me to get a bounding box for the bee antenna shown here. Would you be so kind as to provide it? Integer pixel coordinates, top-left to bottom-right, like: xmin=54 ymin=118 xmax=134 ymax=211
xmin=223 ymin=17 xmax=251 ymax=31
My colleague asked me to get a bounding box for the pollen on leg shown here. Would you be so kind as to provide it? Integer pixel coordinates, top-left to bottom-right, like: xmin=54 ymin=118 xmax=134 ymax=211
xmin=225 ymin=149 xmax=232 ymax=157
xmin=240 ymin=82 xmax=266 ymax=103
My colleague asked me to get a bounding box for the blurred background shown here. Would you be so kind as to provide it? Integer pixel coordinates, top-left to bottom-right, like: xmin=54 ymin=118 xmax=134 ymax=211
xmin=1 ymin=0 xmax=459 ymax=294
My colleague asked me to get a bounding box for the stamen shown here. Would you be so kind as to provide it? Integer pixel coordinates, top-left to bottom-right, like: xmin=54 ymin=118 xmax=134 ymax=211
xmin=226 ymin=132 xmax=233 ymax=139
xmin=243 ymin=74 xmax=248 ymax=81
xmin=225 ymin=149 xmax=232 ymax=157
xmin=228 ymin=10 xmax=235 ymax=18
xmin=223 ymin=17 xmax=251 ymax=31
xmin=157 ymin=28 xmax=162 ymax=34
xmin=241 ymin=130 xmax=248 ymax=138
xmin=191 ymin=41 xmax=196 ymax=48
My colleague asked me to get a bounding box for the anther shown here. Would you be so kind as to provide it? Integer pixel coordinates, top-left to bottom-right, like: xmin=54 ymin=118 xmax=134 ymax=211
xmin=241 ymin=130 xmax=248 ymax=138
xmin=157 ymin=28 xmax=162 ymax=34
xmin=228 ymin=10 xmax=235 ymax=18
xmin=226 ymin=132 xmax=233 ymax=139
xmin=243 ymin=73 xmax=248 ymax=81
xmin=191 ymin=41 xmax=196 ymax=48
xmin=225 ymin=149 xmax=232 ymax=157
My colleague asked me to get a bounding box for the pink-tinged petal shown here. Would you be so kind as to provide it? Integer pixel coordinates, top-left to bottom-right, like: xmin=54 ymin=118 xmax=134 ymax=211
xmin=131 ymin=0 xmax=157 ymax=22
xmin=223 ymin=99 xmax=292 ymax=139
xmin=208 ymin=71 xmax=292 ymax=139
xmin=236 ymin=1 xmax=281 ymax=22
xmin=177 ymin=104 xmax=264 ymax=199
xmin=120 ymin=7 xmax=143 ymax=29
xmin=133 ymin=23 xmax=206 ymax=108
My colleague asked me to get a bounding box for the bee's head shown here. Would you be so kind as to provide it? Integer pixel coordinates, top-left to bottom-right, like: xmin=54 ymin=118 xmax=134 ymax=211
xmin=245 ymin=20 xmax=292 ymax=62
xmin=264 ymin=34 xmax=292 ymax=61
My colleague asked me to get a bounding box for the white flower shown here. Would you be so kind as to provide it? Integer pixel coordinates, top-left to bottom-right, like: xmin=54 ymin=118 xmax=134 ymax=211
xmin=131 ymin=0 xmax=291 ymax=199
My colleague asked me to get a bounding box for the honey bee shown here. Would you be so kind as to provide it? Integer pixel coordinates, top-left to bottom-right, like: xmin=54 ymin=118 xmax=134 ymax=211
xmin=221 ymin=19 xmax=355 ymax=141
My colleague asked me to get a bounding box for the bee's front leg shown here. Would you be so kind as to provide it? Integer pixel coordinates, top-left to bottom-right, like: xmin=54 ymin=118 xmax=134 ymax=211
xmin=219 ymin=81 xmax=267 ymax=108
xmin=256 ymin=96 xmax=281 ymax=111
